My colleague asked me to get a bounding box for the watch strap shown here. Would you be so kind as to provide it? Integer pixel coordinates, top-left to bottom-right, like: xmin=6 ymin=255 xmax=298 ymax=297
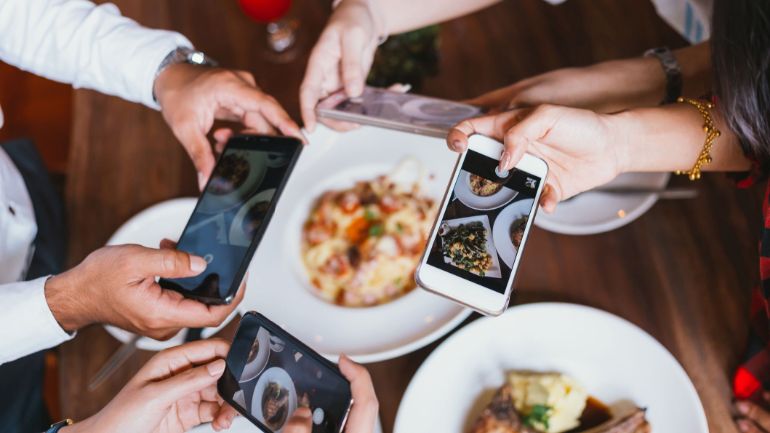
xmin=153 ymin=47 xmax=219 ymax=102
xmin=644 ymin=46 xmax=683 ymax=105
xmin=46 ymin=419 xmax=73 ymax=433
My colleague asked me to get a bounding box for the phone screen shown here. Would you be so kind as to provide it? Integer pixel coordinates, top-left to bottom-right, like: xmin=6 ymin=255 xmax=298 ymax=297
xmin=426 ymin=150 xmax=541 ymax=294
xmin=332 ymin=87 xmax=482 ymax=130
xmin=219 ymin=313 xmax=352 ymax=433
xmin=161 ymin=137 xmax=300 ymax=302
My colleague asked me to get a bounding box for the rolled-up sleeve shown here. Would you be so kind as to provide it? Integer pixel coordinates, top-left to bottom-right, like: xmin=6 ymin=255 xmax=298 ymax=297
xmin=0 ymin=277 xmax=74 ymax=365
xmin=0 ymin=0 xmax=192 ymax=109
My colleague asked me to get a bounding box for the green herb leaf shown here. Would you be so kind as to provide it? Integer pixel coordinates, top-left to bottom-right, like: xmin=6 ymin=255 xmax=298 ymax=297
xmin=522 ymin=405 xmax=551 ymax=430
xmin=364 ymin=208 xmax=376 ymax=221
xmin=369 ymin=224 xmax=384 ymax=237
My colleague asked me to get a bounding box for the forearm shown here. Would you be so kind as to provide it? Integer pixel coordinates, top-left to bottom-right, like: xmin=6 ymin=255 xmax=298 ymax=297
xmin=370 ymin=0 xmax=501 ymax=34
xmin=613 ymin=103 xmax=750 ymax=174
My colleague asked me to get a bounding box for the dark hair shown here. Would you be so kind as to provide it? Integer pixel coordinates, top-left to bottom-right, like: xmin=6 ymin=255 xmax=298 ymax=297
xmin=712 ymin=0 xmax=770 ymax=164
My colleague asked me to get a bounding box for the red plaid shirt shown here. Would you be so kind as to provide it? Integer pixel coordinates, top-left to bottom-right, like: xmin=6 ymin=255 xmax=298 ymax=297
xmin=734 ymin=166 xmax=770 ymax=399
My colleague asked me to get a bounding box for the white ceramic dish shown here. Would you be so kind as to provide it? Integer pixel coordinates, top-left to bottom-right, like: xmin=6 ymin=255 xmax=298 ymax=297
xmin=455 ymin=170 xmax=518 ymax=211
xmin=252 ymin=367 xmax=298 ymax=432
xmin=103 ymin=198 xmax=237 ymax=351
xmin=240 ymin=124 xmax=471 ymax=363
xmin=491 ymin=198 xmax=535 ymax=268
xmin=440 ymin=214 xmax=502 ymax=278
xmin=198 ymin=151 xmax=267 ymax=214
xmin=535 ymin=173 xmax=670 ymax=235
xmin=240 ymin=327 xmax=272 ymax=383
xmin=394 ymin=303 xmax=708 ymax=433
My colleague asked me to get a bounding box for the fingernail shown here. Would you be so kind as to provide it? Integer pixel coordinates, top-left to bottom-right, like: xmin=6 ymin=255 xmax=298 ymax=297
xmin=736 ymin=401 xmax=749 ymax=414
xmin=347 ymin=82 xmax=363 ymax=97
xmin=294 ymin=407 xmax=312 ymax=419
xmin=207 ymin=359 xmax=226 ymax=376
xmin=190 ymin=256 xmax=207 ymax=273
xmin=197 ymin=172 xmax=206 ymax=187
xmin=451 ymin=139 xmax=462 ymax=152
xmin=737 ymin=419 xmax=751 ymax=432
xmin=500 ymin=151 xmax=512 ymax=170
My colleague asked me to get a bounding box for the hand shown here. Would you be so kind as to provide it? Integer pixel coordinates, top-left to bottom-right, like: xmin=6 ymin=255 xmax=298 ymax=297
xmin=735 ymin=394 xmax=770 ymax=433
xmin=300 ymin=0 xmax=382 ymax=132
xmin=466 ymin=58 xmax=667 ymax=114
xmin=284 ymin=355 xmax=379 ymax=433
xmin=44 ymin=241 xmax=245 ymax=339
xmin=62 ymin=340 xmax=239 ymax=433
xmin=154 ymin=63 xmax=303 ymax=188
xmin=448 ymin=105 xmax=624 ymax=212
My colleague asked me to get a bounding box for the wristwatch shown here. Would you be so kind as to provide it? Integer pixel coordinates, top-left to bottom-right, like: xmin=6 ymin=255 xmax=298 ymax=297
xmin=644 ymin=46 xmax=683 ymax=105
xmin=153 ymin=46 xmax=219 ymax=101
xmin=46 ymin=419 xmax=73 ymax=433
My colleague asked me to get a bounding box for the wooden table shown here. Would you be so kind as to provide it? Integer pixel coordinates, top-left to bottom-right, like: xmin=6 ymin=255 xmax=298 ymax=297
xmin=62 ymin=1 xmax=764 ymax=432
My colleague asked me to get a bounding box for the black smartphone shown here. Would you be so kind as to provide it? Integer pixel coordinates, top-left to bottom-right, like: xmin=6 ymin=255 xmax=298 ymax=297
xmin=159 ymin=135 xmax=302 ymax=304
xmin=219 ymin=312 xmax=354 ymax=433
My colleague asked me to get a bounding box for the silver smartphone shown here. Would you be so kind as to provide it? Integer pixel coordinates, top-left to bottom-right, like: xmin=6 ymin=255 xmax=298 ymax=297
xmin=316 ymin=86 xmax=483 ymax=138
xmin=415 ymin=135 xmax=548 ymax=316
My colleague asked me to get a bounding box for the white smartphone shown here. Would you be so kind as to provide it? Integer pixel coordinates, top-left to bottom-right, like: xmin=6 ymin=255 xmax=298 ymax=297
xmin=316 ymin=86 xmax=483 ymax=138
xmin=415 ymin=134 xmax=547 ymax=316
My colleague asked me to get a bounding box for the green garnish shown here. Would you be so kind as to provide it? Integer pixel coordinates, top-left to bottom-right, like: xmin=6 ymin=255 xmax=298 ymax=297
xmin=369 ymin=224 xmax=384 ymax=237
xmin=522 ymin=404 xmax=551 ymax=430
xmin=364 ymin=208 xmax=377 ymax=221
xmin=395 ymin=222 xmax=404 ymax=233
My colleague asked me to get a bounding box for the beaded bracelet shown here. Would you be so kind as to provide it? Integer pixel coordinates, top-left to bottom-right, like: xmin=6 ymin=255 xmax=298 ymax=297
xmin=675 ymin=97 xmax=721 ymax=181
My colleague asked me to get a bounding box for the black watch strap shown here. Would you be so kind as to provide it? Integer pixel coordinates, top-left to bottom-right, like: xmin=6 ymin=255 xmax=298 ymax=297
xmin=46 ymin=419 xmax=73 ymax=433
xmin=645 ymin=46 xmax=683 ymax=105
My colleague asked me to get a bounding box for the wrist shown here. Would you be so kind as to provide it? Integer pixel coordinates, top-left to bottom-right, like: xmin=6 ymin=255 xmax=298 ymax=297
xmin=45 ymin=272 xmax=92 ymax=332
xmin=604 ymin=110 xmax=636 ymax=175
xmin=60 ymin=417 xmax=96 ymax=433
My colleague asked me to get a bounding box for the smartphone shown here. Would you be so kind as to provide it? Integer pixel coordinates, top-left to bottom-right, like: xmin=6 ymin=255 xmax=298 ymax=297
xmin=415 ymin=134 xmax=547 ymax=316
xmin=159 ymin=135 xmax=302 ymax=305
xmin=219 ymin=312 xmax=354 ymax=433
xmin=316 ymin=86 xmax=483 ymax=138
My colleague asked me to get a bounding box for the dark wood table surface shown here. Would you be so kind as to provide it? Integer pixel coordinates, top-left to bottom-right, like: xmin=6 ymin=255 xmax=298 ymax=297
xmin=61 ymin=1 xmax=765 ymax=432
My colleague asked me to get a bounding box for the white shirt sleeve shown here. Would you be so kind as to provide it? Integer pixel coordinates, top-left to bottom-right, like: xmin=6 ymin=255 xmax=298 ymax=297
xmin=0 ymin=0 xmax=193 ymax=109
xmin=0 ymin=277 xmax=75 ymax=365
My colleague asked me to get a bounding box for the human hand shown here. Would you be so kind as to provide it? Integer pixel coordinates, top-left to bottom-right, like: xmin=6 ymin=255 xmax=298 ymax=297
xmin=154 ymin=63 xmax=303 ymax=188
xmin=466 ymin=58 xmax=667 ymax=114
xmin=62 ymin=339 xmax=239 ymax=433
xmin=300 ymin=0 xmax=384 ymax=132
xmin=44 ymin=241 xmax=244 ymax=339
xmin=448 ymin=105 xmax=625 ymax=212
xmin=735 ymin=394 xmax=770 ymax=433
xmin=284 ymin=355 xmax=379 ymax=433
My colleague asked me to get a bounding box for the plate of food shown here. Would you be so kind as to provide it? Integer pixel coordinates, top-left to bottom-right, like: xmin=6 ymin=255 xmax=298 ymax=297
xmin=240 ymin=327 xmax=272 ymax=383
xmin=394 ymin=303 xmax=708 ymax=433
xmin=535 ymin=173 xmax=670 ymax=235
xmin=229 ymin=189 xmax=276 ymax=247
xmin=198 ymin=150 xmax=267 ymax=214
xmin=103 ymin=198 xmax=238 ymax=351
xmin=439 ymin=215 xmax=502 ymax=278
xmin=239 ymin=124 xmax=471 ymax=363
xmin=455 ymin=170 xmax=518 ymax=211
xmin=492 ymin=199 xmax=536 ymax=268
xmin=252 ymin=367 xmax=298 ymax=432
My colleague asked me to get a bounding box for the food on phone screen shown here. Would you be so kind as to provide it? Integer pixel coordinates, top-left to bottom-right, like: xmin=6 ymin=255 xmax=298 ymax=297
xmin=262 ymin=382 xmax=290 ymax=429
xmin=440 ymin=221 xmax=493 ymax=276
xmin=470 ymin=372 xmax=649 ymax=433
xmin=469 ymin=173 xmax=504 ymax=197
xmin=209 ymin=152 xmax=251 ymax=195
xmin=510 ymin=216 xmax=529 ymax=249
xmin=302 ymin=175 xmax=436 ymax=307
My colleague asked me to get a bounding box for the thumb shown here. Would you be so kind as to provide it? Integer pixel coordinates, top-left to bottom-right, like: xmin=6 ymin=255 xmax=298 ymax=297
xmin=152 ymin=359 xmax=226 ymax=406
xmin=341 ymin=30 xmax=367 ymax=97
xmin=284 ymin=407 xmax=313 ymax=433
xmin=137 ymin=247 xmax=207 ymax=279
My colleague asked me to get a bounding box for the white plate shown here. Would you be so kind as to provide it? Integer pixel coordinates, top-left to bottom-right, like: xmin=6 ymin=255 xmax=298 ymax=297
xmin=455 ymin=170 xmax=518 ymax=211
xmin=535 ymin=173 xmax=670 ymax=235
xmin=394 ymin=303 xmax=708 ymax=433
xmin=103 ymin=198 xmax=237 ymax=351
xmin=199 ymin=151 xmax=267 ymax=214
xmin=440 ymin=214 xmax=502 ymax=278
xmin=229 ymin=189 xmax=276 ymax=247
xmin=491 ymin=198 xmax=535 ymax=268
xmin=240 ymin=327 xmax=272 ymax=383
xmin=252 ymin=367 xmax=298 ymax=432
xmin=241 ymin=124 xmax=471 ymax=363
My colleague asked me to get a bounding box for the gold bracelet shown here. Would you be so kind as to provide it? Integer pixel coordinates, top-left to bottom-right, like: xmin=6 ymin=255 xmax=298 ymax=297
xmin=675 ymin=97 xmax=721 ymax=180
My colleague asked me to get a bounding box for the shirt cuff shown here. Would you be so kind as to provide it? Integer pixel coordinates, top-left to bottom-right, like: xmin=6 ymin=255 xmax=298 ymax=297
xmin=0 ymin=277 xmax=75 ymax=365
xmin=138 ymin=31 xmax=193 ymax=110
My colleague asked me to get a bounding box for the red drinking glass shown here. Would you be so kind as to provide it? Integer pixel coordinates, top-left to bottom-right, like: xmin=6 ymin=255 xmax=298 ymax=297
xmin=238 ymin=0 xmax=297 ymax=55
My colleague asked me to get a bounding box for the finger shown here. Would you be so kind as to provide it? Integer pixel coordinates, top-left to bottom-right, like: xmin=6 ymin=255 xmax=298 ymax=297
xmin=173 ymin=121 xmax=215 ymax=190
xmin=340 ymin=31 xmax=366 ymax=97
xmin=299 ymin=40 xmax=332 ymax=133
xmin=159 ymin=238 xmax=177 ymax=250
xmin=141 ymin=339 xmax=230 ymax=379
xmin=212 ymin=402 xmax=240 ymax=431
xmin=284 ymin=407 xmax=313 ymax=433
xmin=147 ymin=359 xmax=226 ymax=406
xmin=197 ymin=401 xmax=222 ymax=424
xmin=242 ymin=111 xmax=275 ymax=135
xmin=136 ymin=247 xmax=207 ymax=279
xmin=501 ymin=127 xmax=529 ymax=171
xmin=735 ymin=418 xmax=765 ymax=433
xmin=737 ymin=400 xmax=770 ymax=430
xmin=463 ymin=85 xmax=512 ymax=109
xmin=386 ymin=83 xmax=412 ymax=94
xmin=539 ymin=184 xmax=560 ymax=214
xmin=213 ymin=128 xmax=234 ymax=154
xmin=255 ymin=98 xmax=305 ymax=142
xmin=339 ymin=355 xmax=378 ymax=432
